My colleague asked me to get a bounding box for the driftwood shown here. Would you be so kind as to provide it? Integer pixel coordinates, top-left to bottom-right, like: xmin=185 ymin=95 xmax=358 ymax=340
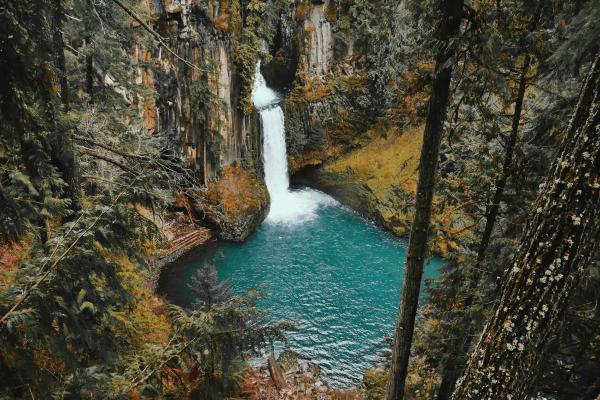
xmin=267 ymin=356 xmax=287 ymax=390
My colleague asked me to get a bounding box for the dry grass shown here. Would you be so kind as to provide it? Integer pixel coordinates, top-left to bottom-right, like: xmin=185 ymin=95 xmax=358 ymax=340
xmin=215 ymin=12 xmax=230 ymax=32
xmin=322 ymin=123 xmax=474 ymax=255
xmin=326 ymin=123 xmax=423 ymax=197
xmin=289 ymin=72 xmax=335 ymax=104
xmin=0 ymin=237 xmax=31 ymax=284
xmin=295 ymin=1 xmax=311 ymax=20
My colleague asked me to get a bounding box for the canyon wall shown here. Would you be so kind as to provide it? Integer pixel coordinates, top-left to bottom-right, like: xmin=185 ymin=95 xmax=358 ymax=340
xmin=146 ymin=0 xmax=262 ymax=185
xmin=133 ymin=0 xmax=371 ymax=241
xmin=141 ymin=0 xmax=353 ymax=183
xmin=133 ymin=0 xmax=269 ymax=241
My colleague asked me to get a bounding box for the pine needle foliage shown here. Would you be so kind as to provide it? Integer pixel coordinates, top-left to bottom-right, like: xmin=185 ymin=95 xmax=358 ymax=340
xmin=190 ymin=263 xmax=233 ymax=309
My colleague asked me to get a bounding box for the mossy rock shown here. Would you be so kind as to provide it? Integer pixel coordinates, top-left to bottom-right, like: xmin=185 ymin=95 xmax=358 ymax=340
xmin=363 ymin=367 xmax=388 ymax=400
xmin=193 ymin=165 xmax=269 ymax=242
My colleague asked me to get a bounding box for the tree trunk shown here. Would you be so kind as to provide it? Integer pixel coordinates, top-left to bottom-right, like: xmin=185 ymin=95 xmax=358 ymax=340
xmin=53 ymin=0 xmax=69 ymax=109
xmin=437 ymin=354 xmax=464 ymax=400
xmin=267 ymin=356 xmax=288 ymax=389
xmin=385 ymin=1 xmax=464 ymax=399
xmin=476 ymin=52 xmax=532 ymax=263
xmin=86 ymin=53 xmax=94 ymax=104
xmin=437 ymin=9 xmax=542 ymax=396
xmin=451 ymin=54 xmax=600 ymax=400
xmin=438 ymin=60 xmax=530 ymax=395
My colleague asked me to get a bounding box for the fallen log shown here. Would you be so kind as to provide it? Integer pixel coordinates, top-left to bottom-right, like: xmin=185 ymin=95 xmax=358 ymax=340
xmin=267 ymin=356 xmax=287 ymax=390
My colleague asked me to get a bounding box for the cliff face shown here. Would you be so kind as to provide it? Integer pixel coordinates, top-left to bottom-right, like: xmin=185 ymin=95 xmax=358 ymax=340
xmin=133 ymin=0 xmax=351 ymax=241
xmin=264 ymin=0 xmax=372 ymax=173
xmin=133 ymin=0 xmax=268 ymax=241
xmin=147 ymin=0 xmax=262 ymax=185
xmin=134 ymin=0 xmax=393 ymax=242
xmin=261 ymin=0 xmax=355 ymax=173
xmin=302 ymin=0 xmax=334 ymax=78
xmin=142 ymin=0 xmax=348 ymax=185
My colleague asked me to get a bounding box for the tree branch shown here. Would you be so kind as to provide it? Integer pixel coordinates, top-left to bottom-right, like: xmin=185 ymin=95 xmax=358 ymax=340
xmin=79 ymin=147 xmax=138 ymax=175
xmin=108 ymin=0 xmax=210 ymax=72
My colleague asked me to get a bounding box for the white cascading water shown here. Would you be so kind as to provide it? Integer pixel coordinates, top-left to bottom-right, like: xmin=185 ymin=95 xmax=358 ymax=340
xmin=252 ymin=63 xmax=334 ymax=224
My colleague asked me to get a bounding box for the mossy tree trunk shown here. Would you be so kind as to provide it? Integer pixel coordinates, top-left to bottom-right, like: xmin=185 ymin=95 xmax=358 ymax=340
xmin=451 ymin=54 xmax=600 ymax=400
xmin=385 ymin=0 xmax=464 ymax=399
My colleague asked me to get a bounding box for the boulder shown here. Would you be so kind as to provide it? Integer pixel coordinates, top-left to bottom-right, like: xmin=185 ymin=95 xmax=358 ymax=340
xmin=192 ymin=165 xmax=269 ymax=242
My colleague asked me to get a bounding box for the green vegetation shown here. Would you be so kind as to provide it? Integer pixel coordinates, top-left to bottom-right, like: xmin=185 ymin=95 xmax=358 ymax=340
xmin=285 ymin=1 xmax=599 ymax=399
xmin=1 ymin=0 xmax=599 ymax=399
xmin=0 ymin=1 xmax=288 ymax=398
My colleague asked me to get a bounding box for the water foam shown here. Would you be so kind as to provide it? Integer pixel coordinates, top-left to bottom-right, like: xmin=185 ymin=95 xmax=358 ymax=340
xmin=253 ymin=63 xmax=335 ymax=224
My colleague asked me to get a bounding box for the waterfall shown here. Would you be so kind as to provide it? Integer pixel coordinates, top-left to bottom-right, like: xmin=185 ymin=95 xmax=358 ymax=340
xmin=252 ymin=63 xmax=334 ymax=224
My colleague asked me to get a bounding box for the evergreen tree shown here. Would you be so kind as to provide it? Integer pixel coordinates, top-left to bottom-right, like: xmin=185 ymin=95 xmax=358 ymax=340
xmin=406 ymin=2 xmax=600 ymax=399
xmin=386 ymin=0 xmax=464 ymax=398
xmin=190 ymin=263 xmax=232 ymax=309
xmin=0 ymin=0 xmax=79 ymax=243
xmin=0 ymin=2 xmax=291 ymax=398
xmin=452 ymin=53 xmax=600 ymax=400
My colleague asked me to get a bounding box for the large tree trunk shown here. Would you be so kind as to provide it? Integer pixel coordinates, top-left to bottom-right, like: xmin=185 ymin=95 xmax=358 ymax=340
xmin=438 ymin=54 xmax=533 ymax=400
xmin=385 ymin=1 xmax=464 ymax=399
xmin=451 ymin=54 xmax=600 ymax=400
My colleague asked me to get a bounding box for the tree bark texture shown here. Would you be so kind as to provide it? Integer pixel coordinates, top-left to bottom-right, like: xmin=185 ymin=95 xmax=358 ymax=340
xmin=385 ymin=1 xmax=464 ymax=399
xmin=451 ymin=54 xmax=600 ymax=400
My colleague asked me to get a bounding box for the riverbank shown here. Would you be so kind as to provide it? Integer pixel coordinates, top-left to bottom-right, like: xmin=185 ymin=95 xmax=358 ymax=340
xmin=240 ymin=351 xmax=363 ymax=399
xmin=291 ymin=123 xmax=476 ymax=256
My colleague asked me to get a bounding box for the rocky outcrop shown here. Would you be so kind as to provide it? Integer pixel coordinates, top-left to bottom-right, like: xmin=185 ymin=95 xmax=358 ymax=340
xmin=260 ymin=0 xmax=335 ymax=93
xmin=258 ymin=0 xmax=369 ymax=175
xmin=129 ymin=1 xmax=270 ymax=242
xmin=136 ymin=1 xmax=367 ymax=244
xmin=192 ymin=164 xmax=269 ymax=242
xmin=301 ymin=0 xmax=333 ymax=78
xmin=292 ymin=124 xmax=473 ymax=255
xmin=242 ymin=351 xmax=363 ymax=399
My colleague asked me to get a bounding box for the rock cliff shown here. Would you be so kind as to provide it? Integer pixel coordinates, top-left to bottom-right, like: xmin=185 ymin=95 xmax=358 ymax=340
xmin=135 ymin=0 xmax=424 ymax=244
xmin=147 ymin=0 xmax=263 ymax=184
xmin=136 ymin=0 xmax=271 ymax=240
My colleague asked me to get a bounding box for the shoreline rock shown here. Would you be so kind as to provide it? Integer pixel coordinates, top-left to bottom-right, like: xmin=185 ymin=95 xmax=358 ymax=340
xmin=242 ymin=351 xmax=362 ymax=400
xmin=191 ymin=164 xmax=270 ymax=242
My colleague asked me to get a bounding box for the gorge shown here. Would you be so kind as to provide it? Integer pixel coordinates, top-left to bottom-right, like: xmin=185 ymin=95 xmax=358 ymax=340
xmin=2 ymin=1 xmax=598 ymax=399
xmin=160 ymin=66 xmax=442 ymax=387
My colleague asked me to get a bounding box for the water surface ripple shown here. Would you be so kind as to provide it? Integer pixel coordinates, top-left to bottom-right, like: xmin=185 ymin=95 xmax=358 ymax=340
xmin=160 ymin=199 xmax=441 ymax=387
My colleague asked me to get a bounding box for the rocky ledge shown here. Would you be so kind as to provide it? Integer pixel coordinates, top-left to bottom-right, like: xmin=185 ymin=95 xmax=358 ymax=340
xmin=241 ymin=351 xmax=362 ymax=400
xmin=191 ymin=164 xmax=269 ymax=242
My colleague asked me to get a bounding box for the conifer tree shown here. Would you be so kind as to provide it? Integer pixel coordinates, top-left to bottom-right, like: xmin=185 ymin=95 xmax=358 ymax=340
xmin=452 ymin=53 xmax=600 ymax=400
xmin=190 ymin=263 xmax=232 ymax=309
xmin=0 ymin=0 xmax=79 ymax=242
xmin=386 ymin=0 xmax=464 ymax=398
